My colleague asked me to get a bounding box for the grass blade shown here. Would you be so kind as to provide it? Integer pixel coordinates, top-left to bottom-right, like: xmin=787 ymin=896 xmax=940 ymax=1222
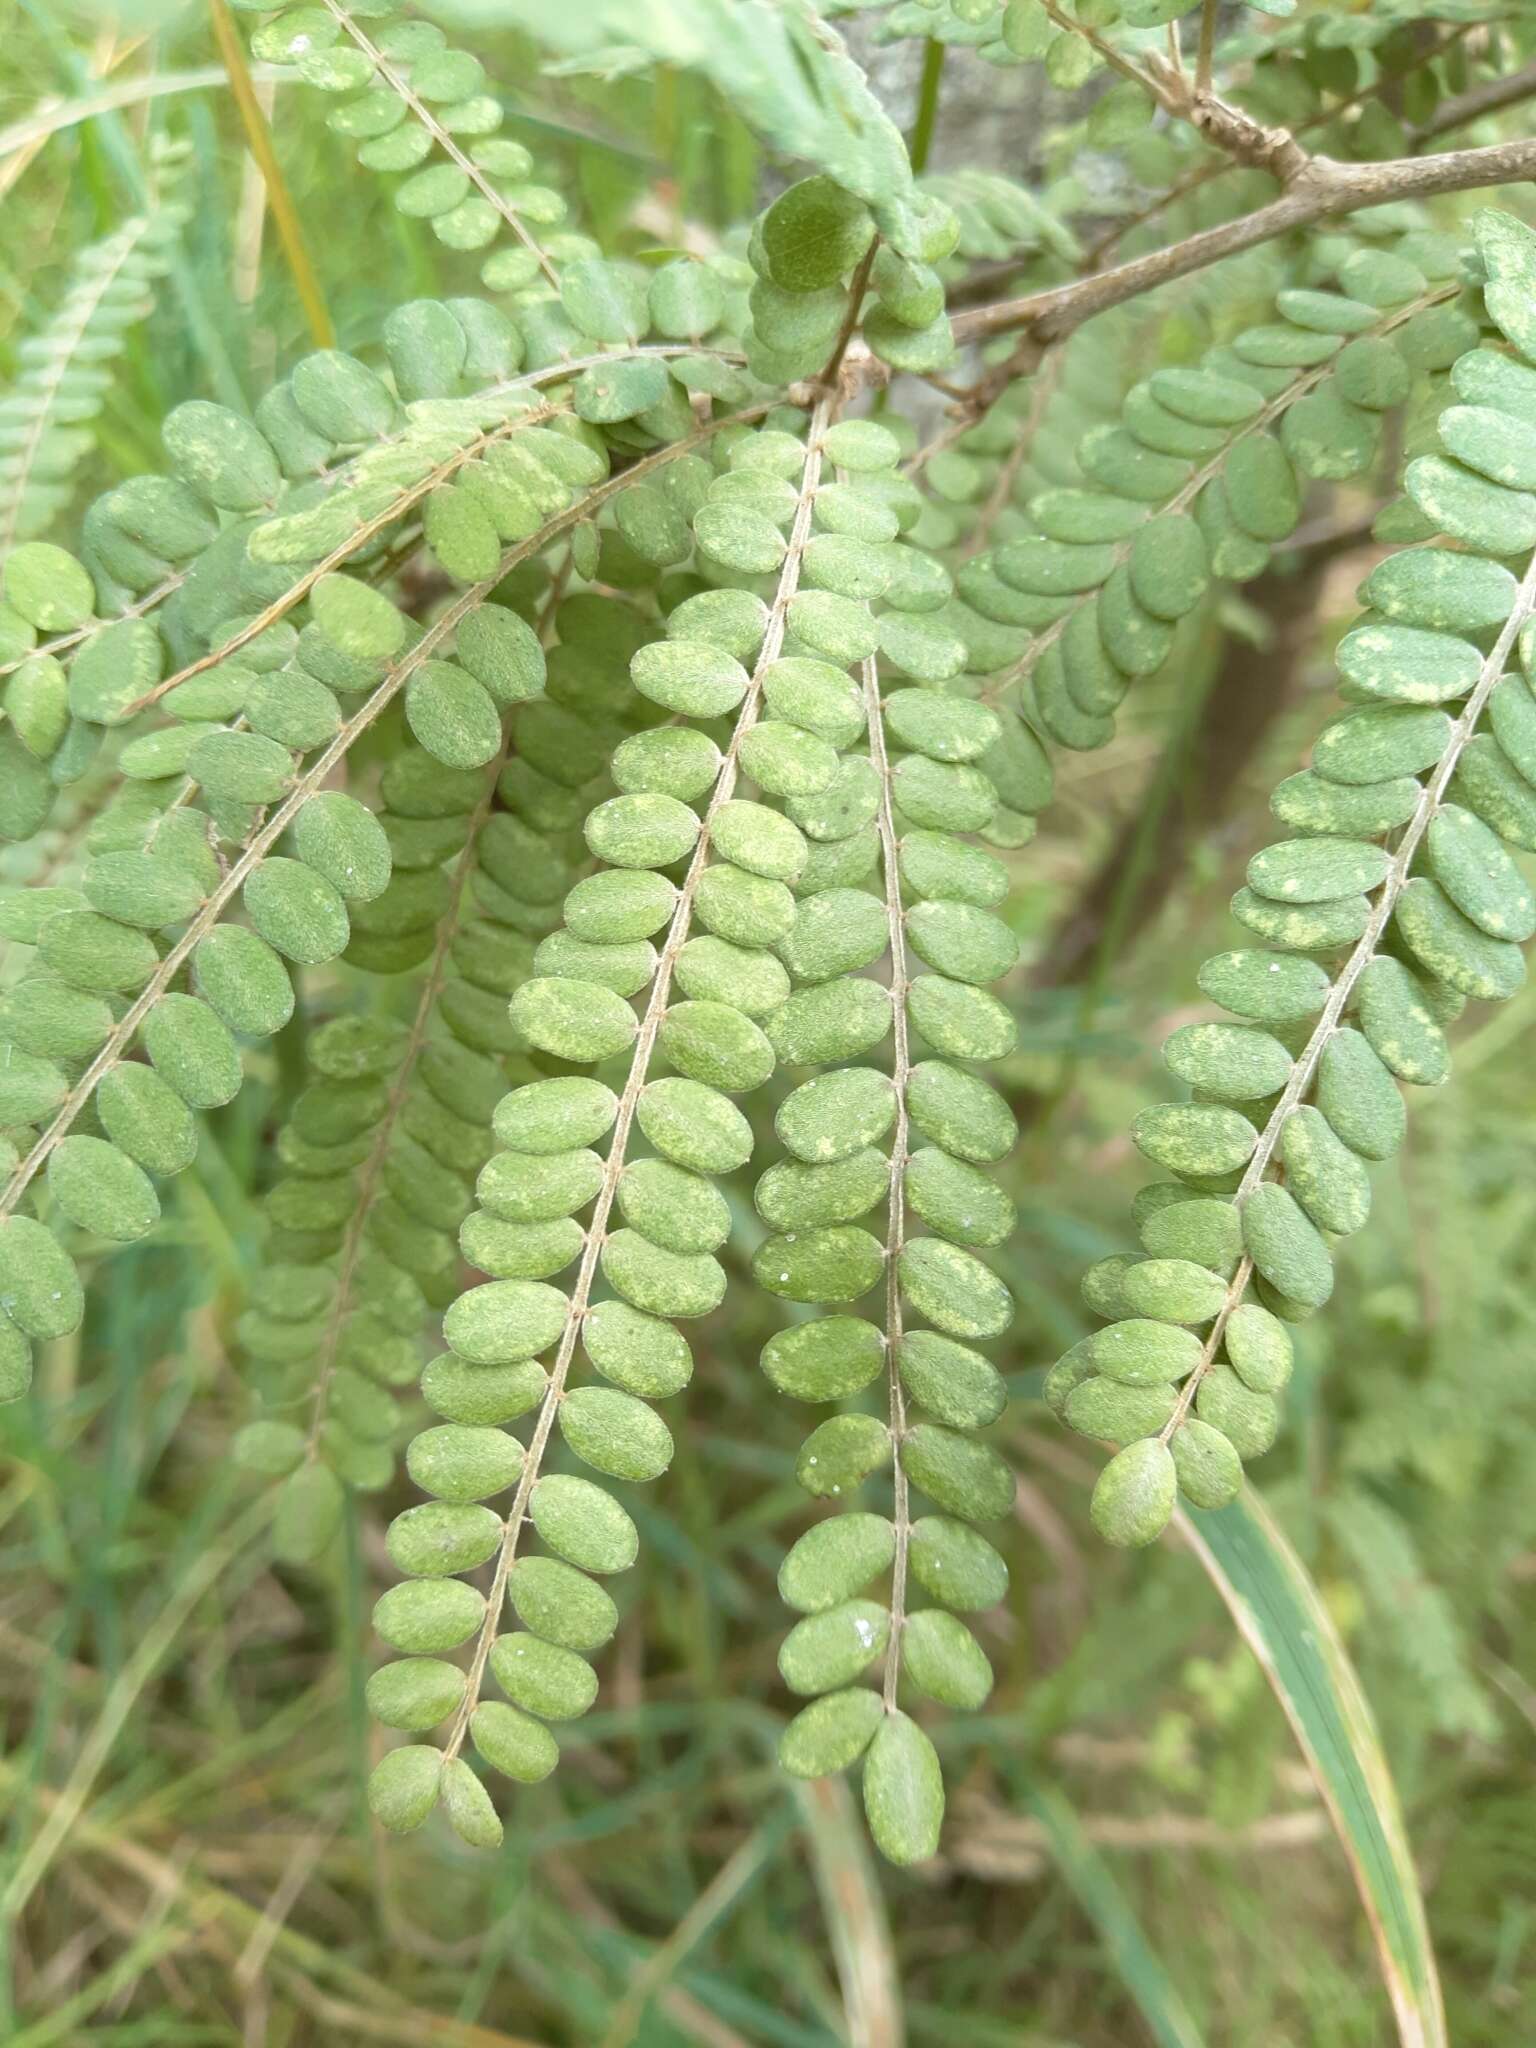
xmin=1177 ymin=1489 xmax=1447 ymax=2048
xmin=794 ymin=1776 xmax=904 ymax=2048
xmin=1021 ymin=1777 xmax=1206 ymax=2048
xmin=208 ymin=0 xmax=334 ymax=347
xmin=0 ymin=66 xmax=287 ymax=193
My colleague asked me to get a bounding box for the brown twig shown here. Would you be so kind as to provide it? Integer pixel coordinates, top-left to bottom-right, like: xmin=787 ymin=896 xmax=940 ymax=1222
xmin=951 ymin=134 xmax=1536 ymax=352
xmin=1083 ymin=20 xmax=1481 ymax=272
xmin=820 ymin=238 xmax=879 ymax=391
xmin=1412 ymin=56 xmax=1536 ymax=142
xmin=1036 ymin=0 xmax=1169 ymax=105
xmin=1194 ymin=0 xmax=1218 ymax=101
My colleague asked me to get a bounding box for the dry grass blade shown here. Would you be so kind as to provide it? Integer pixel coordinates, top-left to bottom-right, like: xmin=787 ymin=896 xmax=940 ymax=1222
xmin=794 ymin=1777 xmax=904 ymax=2048
xmin=208 ymin=0 xmax=333 ymax=347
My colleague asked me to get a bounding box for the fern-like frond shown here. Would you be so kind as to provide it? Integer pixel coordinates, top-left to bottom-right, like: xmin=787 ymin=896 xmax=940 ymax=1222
xmin=365 ymin=394 xmax=844 ymax=1843
xmin=235 ymin=0 xmax=569 ymax=295
xmin=237 ymin=571 xmax=664 ymax=1554
xmin=1052 ymin=207 xmax=1536 ymax=1547
xmin=1326 ymin=1487 xmax=1496 ymax=1742
xmin=0 ymin=382 xmax=755 ymax=1408
xmin=11 ymin=1 xmax=1536 ymax=1909
xmin=973 ymin=227 xmax=1473 ymax=748
xmin=0 ymin=178 xmax=186 ymax=549
xmin=765 ymin=614 xmax=1025 ymax=1866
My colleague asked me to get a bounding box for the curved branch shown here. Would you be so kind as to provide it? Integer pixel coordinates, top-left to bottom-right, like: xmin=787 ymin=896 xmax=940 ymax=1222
xmin=952 ymin=134 xmax=1536 ymax=351
xmin=1081 ymin=21 xmax=1483 ymax=274
xmin=1412 ymin=57 xmax=1536 ymax=144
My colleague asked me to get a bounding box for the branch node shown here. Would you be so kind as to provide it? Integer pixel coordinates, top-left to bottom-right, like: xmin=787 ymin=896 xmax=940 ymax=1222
xmin=1186 ymin=90 xmax=1311 ymax=185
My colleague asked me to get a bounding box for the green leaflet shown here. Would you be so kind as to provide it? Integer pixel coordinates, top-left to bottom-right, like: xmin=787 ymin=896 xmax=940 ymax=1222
xmin=861 ymin=1711 xmax=944 ymax=1867
xmin=0 ymin=1215 xmax=85 ymax=1340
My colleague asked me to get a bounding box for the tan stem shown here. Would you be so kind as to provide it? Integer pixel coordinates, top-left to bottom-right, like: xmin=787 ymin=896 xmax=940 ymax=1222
xmin=862 ymin=651 xmax=912 ymax=1715
xmin=1083 ymin=21 xmax=1480 ymax=274
xmin=210 ymin=0 xmax=334 ymax=348
xmin=1194 ymin=0 xmax=1217 ymax=100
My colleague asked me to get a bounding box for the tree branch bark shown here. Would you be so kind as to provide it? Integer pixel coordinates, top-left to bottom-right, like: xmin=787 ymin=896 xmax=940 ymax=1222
xmin=951 ymin=133 xmax=1536 ymax=350
xmin=1412 ymin=58 xmax=1536 ymax=143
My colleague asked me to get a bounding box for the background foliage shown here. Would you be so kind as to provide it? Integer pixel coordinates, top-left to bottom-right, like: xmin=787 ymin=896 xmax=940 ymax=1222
xmin=3 ymin=0 xmax=1536 ymax=2041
